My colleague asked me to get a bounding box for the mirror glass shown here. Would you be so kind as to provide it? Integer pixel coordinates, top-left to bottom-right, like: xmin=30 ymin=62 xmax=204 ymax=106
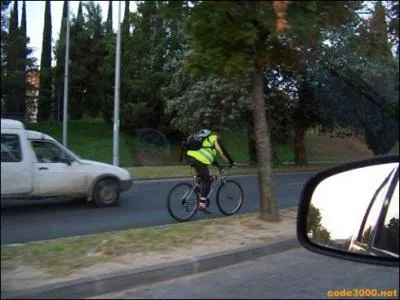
xmin=307 ymin=162 xmax=399 ymax=258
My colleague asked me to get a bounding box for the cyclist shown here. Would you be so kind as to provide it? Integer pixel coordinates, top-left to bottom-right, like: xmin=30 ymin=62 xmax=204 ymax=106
xmin=183 ymin=129 xmax=235 ymax=213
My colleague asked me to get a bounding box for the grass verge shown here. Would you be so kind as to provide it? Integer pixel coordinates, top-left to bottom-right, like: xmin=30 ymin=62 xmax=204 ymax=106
xmin=0 ymin=211 xmax=295 ymax=278
xmin=24 ymin=120 xmax=381 ymax=168
xmin=1 ymin=221 xmax=218 ymax=277
xmin=25 ymin=120 xmax=136 ymax=167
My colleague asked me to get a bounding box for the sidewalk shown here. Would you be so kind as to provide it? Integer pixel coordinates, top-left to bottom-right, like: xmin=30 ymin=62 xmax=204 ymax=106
xmin=2 ymin=208 xmax=299 ymax=299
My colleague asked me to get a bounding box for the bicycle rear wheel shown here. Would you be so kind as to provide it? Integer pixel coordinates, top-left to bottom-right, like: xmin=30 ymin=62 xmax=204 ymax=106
xmin=167 ymin=182 xmax=199 ymax=222
xmin=216 ymin=180 xmax=244 ymax=216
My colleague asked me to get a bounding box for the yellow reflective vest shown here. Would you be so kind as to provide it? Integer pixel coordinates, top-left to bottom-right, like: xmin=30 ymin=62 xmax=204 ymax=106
xmin=186 ymin=133 xmax=218 ymax=165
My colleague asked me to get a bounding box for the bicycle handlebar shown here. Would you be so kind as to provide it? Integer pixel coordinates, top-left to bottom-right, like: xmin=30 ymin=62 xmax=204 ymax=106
xmin=213 ymin=163 xmax=238 ymax=173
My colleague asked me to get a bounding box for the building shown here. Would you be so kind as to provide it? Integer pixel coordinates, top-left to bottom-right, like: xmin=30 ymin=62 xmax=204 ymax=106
xmin=25 ymin=70 xmax=40 ymax=123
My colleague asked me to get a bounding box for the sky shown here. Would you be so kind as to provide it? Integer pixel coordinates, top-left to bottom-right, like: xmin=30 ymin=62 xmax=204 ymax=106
xmin=311 ymin=163 xmax=398 ymax=240
xmin=8 ymin=1 xmax=137 ymax=66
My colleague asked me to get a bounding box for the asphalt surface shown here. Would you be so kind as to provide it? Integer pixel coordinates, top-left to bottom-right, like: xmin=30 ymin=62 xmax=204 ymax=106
xmin=1 ymin=172 xmax=315 ymax=245
xmin=92 ymin=248 xmax=399 ymax=299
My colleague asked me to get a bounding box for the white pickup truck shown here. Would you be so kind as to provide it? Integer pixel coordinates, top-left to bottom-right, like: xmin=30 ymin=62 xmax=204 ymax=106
xmin=1 ymin=119 xmax=133 ymax=207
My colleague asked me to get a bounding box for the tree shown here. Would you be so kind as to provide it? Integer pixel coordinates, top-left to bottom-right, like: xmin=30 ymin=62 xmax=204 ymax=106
xmin=313 ymin=227 xmax=331 ymax=245
xmin=105 ymin=0 xmax=112 ymax=34
xmin=38 ymin=0 xmax=52 ymax=121
xmin=18 ymin=0 xmax=27 ymax=116
xmin=100 ymin=0 xmax=115 ymax=123
xmin=307 ymin=203 xmax=331 ymax=245
xmin=307 ymin=203 xmax=323 ymax=233
xmin=120 ymin=1 xmax=170 ymax=131
xmin=53 ymin=0 xmax=68 ymax=122
xmin=3 ymin=0 xmax=35 ymax=119
xmin=0 ymin=0 xmax=12 ymax=109
xmin=356 ymin=2 xmax=398 ymax=154
xmin=119 ymin=0 xmax=132 ymax=126
xmin=4 ymin=1 xmax=20 ymax=115
xmin=69 ymin=1 xmax=88 ymax=119
xmin=303 ymin=2 xmax=398 ymax=155
xmin=186 ymin=1 xmax=360 ymax=221
xmin=83 ymin=1 xmax=105 ymax=120
xmin=2 ymin=0 xmax=35 ymax=119
xmin=166 ymin=76 xmax=251 ymax=134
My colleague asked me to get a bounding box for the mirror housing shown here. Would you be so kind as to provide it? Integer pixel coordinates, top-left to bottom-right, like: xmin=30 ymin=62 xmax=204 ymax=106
xmin=59 ymin=157 xmax=72 ymax=166
xmin=297 ymin=155 xmax=399 ymax=267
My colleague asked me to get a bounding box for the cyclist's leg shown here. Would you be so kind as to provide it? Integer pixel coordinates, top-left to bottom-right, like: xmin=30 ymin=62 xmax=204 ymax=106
xmin=192 ymin=161 xmax=211 ymax=198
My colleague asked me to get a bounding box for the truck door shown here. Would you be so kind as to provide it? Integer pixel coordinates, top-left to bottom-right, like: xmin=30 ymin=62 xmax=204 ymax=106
xmin=30 ymin=140 xmax=87 ymax=196
xmin=1 ymin=133 xmax=33 ymax=196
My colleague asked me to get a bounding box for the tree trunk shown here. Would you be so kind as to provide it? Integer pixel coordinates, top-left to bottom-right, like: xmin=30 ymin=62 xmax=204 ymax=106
xmin=251 ymin=67 xmax=280 ymax=222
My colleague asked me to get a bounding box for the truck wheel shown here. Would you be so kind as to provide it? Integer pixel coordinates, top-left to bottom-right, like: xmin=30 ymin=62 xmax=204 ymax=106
xmin=93 ymin=179 xmax=120 ymax=208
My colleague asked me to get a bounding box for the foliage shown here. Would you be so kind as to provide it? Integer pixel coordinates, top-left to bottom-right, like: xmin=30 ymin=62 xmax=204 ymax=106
xmin=307 ymin=203 xmax=331 ymax=244
xmin=121 ymin=102 xmax=153 ymax=130
xmin=184 ymin=1 xmax=362 ymax=220
xmin=83 ymin=1 xmax=105 ymax=119
xmin=166 ymin=76 xmax=251 ymax=135
xmin=99 ymin=0 xmax=115 ymax=123
xmin=2 ymin=0 xmax=397 ymax=167
xmin=0 ymin=1 xmax=11 ymax=104
xmin=120 ymin=1 xmax=173 ymax=131
xmin=2 ymin=0 xmax=35 ymax=119
xmin=304 ymin=2 xmax=399 ymax=155
xmin=313 ymin=227 xmax=331 ymax=245
xmin=53 ymin=0 xmax=68 ymax=122
xmin=307 ymin=203 xmax=323 ymax=232
xmin=69 ymin=1 xmax=89 ymax=119
xmin=38 ymin=0 xmax=52 ymax=121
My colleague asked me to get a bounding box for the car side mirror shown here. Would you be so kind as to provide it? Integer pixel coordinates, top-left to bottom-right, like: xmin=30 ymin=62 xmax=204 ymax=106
xmin=297 ymin=155 xmax=399 ymax=267
xmin=59 ymin=157 xmax=72 ymax=166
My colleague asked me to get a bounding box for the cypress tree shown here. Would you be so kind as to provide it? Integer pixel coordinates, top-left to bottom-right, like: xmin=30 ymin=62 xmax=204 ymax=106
xmin=1 ymin=1 xmax=12 ymax=108
xmin=20 ymin=0 xmax=26 ymax=35
xmin=106 ymin=0 xmax=113 ymax=34
xmin=18 ymin=0 xmax=27 ymax=117
xmin=124 ymin=0 xmax=130 ymax=23
xmin=38 ymin=0 xmax=52 ymax=120
xmin=4 ymin=1 xmax=19 ymax=115
xmin=54 ymin=0 xmax=68 ymax=122
xmin=69 ymin=0 xmax=87 ymax=119
xmin=101 ymin=0 xmax=115 ymax=123
xmin=10 ymin=0 xmax=18 ymax=33
xmin=120 ymin=0 xmax=131 ymax=124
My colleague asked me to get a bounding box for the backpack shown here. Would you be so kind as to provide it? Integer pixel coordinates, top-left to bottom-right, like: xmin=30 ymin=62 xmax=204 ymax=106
xmin=180 ymin=129 xmax=213 ymax=162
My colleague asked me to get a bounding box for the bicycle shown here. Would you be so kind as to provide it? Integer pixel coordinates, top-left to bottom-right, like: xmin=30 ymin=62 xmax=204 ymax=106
xmin=166 ymin=165 xmax=244 ymax=222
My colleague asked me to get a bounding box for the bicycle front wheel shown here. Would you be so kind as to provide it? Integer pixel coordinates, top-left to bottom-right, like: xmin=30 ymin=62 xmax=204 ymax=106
xmin=167 ymin=183 xmax=199 ymax=222
xmin=216 ymin=180 xmax=244 ymax=216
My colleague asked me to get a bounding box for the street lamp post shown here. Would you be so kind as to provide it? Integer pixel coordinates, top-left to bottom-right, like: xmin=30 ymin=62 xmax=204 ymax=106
xmin=113 ymin=1 xmax=122 ymax=166
xmin=62 ymin=1 xmax=70 ymax=147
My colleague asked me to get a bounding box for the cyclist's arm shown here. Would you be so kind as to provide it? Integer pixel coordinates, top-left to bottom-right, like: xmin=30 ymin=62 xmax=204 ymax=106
xmin=214 ymin=139 xmax=233 ymax=165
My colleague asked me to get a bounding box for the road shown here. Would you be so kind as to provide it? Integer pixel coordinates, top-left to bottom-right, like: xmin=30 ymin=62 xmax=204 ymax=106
xmin=92 ymin=248 xmax=400 ymax=299
xmin=1 ymin=172 xmax=315 ymax=245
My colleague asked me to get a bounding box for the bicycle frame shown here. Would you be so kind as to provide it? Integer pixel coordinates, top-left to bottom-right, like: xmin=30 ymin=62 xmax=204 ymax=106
xmin=192 ymin=166 xmax=229 ymax=200
xmin=167 ymin=164 xmax=243 ymax=221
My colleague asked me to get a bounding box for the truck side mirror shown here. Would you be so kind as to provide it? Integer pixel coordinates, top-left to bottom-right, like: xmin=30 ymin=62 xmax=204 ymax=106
xmin=60 ymin=157 xmax=72 ymax=166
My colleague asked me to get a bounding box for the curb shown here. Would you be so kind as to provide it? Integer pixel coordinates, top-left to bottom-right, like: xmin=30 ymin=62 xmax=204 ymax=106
xmin=6 ymin=238 xmax=300 ymax=299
